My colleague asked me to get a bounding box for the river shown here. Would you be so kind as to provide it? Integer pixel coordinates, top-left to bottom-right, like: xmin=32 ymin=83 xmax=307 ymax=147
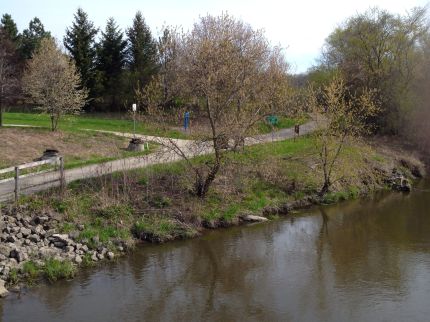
xmin=1 ymin=182 xmax=430 ymax=322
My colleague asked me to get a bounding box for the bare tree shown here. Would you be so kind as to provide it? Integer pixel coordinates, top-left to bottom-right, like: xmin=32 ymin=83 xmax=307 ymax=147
xmin=22 ymin=37 xmax=88 ymax=131
xmin=137 ymin=14 xmax=291 ymax=198
xmin=0 ymin=29 xmax=20 ymax=127
xmin=308 ymin=75 xmax=379 ymax=195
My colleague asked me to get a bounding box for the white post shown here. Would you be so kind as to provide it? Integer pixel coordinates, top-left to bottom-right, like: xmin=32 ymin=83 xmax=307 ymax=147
xmin=132 ymin=103 xmax=137 ymax=138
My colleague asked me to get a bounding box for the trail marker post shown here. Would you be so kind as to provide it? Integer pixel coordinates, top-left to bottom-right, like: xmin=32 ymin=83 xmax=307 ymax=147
xmin=132 ymin=103 xmax=137 ymax=138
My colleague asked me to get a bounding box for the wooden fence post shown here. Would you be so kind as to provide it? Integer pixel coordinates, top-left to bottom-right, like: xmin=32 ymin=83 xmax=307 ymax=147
xmin=14 ymin=166 xmax=20 ymax=202
xmin=59 ymin=156 xmax=65 ymax=196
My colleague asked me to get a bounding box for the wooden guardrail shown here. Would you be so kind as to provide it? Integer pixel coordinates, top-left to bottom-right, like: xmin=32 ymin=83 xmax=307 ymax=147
xmin=0 ymin=156 xmax=65 ymax=202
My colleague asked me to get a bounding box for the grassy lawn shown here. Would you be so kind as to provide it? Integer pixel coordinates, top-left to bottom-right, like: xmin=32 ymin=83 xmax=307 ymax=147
xmin=0 ymin=127 xmax=158 ymax=174
xmin=257 ymin=116 xmax=307 ymax=134
xmin=3 ymin=112 xmax=186 ymax=139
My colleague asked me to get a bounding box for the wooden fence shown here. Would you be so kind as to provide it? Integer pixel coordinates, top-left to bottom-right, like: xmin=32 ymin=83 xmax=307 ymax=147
xmin=0 ymin=156 xmax=65 ymax=202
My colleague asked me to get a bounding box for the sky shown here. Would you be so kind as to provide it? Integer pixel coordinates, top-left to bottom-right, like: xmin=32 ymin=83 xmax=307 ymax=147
xmin=1 ymin=0 xmax=429 ymax=73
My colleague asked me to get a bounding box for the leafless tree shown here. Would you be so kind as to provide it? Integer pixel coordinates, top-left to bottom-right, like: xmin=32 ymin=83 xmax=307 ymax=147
xmin=137 ymin=14 xmax=292 ymax=198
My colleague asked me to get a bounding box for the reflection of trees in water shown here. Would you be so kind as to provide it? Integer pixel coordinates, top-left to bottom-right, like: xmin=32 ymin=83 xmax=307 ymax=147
xmin=314 ymin=207 xmax=330 ymax=313
xmin=322 ymin=189 xmax=430 ymax=293
xmin=113 ymin=223 xmax=282 ymax=321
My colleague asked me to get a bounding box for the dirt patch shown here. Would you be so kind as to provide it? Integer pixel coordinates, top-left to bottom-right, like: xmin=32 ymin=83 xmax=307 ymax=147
xmin=0 ymin=127 xmax=130 ymax=168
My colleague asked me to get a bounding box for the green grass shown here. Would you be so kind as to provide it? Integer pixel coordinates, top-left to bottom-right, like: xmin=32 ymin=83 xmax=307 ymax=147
xmin=133 ymin=216 xmax=197 ymax=242
xmin=322 ymin=187 xmax=361 ymax=204
xmin=257 ymin=116 xmax=306 ymax=134
xmin=22 ymin=260 xmax=41 ymax=282
xmin=63 ymin=145 xmax=158 ymax=170
xmin=43 ymin=259 xmax=75 ymax=282
xmin=3 ymin=112 xmax=186 ymax=139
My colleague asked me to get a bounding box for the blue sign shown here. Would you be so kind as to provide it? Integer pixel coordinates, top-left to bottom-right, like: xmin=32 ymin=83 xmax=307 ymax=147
xmin=184 ymin=112 xmax=190 ymax=130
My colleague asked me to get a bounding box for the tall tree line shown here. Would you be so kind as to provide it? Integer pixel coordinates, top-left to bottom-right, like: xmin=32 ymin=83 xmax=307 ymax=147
xmin=63 ymin=8 xmax=158 ymax=112
xmin=0 ymin=9 xmax=159 ymax=116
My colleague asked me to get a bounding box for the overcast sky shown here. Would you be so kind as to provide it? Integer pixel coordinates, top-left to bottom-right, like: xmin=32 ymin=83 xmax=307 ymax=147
xmin=1 ymin=0 xmax=429 ymax=73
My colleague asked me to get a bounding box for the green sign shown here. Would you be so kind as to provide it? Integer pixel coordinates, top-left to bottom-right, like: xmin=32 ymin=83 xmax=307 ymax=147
xmin=267 ymin=115 xmax=278 ymax=126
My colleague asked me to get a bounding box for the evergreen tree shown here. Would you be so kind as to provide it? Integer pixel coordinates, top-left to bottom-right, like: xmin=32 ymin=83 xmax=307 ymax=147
xmin=96 ymin=17 xmax=127 ymax=110
xmin=21 ymin=17 xmax=51 ymax=59
xmin=0 ymin=14 xmax=19 ymax=43
xmin=0 ymin=29 xmax=21 ymax=126
xmin=126 ymin=11 xmax=158 ymax=88
xmin=64 ymin=8 xmax=98 ymax=98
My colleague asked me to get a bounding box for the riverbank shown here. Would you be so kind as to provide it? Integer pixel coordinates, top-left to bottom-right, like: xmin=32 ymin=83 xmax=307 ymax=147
xmin=0 ymin=134 xmax=425 ymax=296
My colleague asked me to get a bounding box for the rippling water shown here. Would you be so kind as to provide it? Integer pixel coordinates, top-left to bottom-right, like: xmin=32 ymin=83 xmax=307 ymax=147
xmin=1 ymin=181 xmax=430 ymax=322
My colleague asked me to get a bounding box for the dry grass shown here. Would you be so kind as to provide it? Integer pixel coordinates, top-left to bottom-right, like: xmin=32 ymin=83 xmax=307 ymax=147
xmin=0 ymin=127 xmax=131 ymax=168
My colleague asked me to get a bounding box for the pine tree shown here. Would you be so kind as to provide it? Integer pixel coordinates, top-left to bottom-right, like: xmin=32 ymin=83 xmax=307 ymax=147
xmin=20 ymin=17 xmax=51 ymax=59
xmin=0 ymin=14 xmax=19 ymax=43
xmin=0 ymin=29 xmax=21 ymax=126
xmin=126 ymin=11 xmax=158 ymax=88
xmin=64 ymin=8 xmax=98 ymax=99
xmin=96 ymin=17 xmax=127 ymax=110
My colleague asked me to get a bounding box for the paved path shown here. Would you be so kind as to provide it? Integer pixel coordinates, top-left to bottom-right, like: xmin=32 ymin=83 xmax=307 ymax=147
xmin=0 ymin=121 xmax=316 ymax=202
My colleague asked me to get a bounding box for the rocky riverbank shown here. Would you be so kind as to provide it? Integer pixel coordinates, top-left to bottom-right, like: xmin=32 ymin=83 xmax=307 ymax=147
xmin=0 ymin=207 xmax=127 ymax=297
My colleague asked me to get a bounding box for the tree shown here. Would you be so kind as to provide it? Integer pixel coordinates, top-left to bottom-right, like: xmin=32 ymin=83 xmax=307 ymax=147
xmin=0 ymin=29 xmax=21 ymax=126
xmin=64 ymin=8 xmax=98 ymax=98
xmin=137 ymin=14 xmax=291 ymax=198
xmin=20 ymin=17 xmax=51 ymax=59
xmin=126 ymin=11 xmax=158 ymax=88
xmin=307 ymin=75 xmax=379 ymax=195
xmin=23 ymin=38 xmax=88 ymax=131
xmin=96 ymin=17 xmax=127 ymax=110
xmin=1 ymin=14 xmax=19 ymax=43
xmin=321 ymin=7 xmax=428 ymax=132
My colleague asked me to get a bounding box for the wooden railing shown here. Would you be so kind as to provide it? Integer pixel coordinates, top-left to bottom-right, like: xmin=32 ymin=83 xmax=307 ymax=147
xmin=0 ymin=156 xmax=65 ymax=202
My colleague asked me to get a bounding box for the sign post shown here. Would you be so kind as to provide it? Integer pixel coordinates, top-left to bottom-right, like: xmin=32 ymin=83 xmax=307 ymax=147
xmin=132 ymin=103 xmax=137 ymax=138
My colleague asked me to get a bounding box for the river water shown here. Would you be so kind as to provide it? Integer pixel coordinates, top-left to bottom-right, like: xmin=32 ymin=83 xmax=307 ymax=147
xmin=1 ymin=182 xmax=430 ymax=322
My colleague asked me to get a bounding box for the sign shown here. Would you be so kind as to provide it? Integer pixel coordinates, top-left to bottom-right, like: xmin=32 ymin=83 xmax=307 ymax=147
xmin=267 ymin=115 xmax=278 ymax=126
xmin=132 ymin=103 xmax=137 ymax=112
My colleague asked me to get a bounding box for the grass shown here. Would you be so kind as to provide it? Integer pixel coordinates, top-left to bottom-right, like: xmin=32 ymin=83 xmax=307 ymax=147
xmin=63 ymin=145 xmax=158 ymax=170
xmin=13 ymin=133 xmax=401 ymax=250
xmin=0 ymin=125 xmax=159 ymax=179
xmin=133 ymin=216 xmax=198 ymax=242
xmin=43 ymin=258 xmax=75 ymax=282
xmin=7 ymin=259 xmax=75 ymax=285
xmin=257 ymin=116 xmax=307 ymax=134
xmin=3 ymin=112 xmax=186 ymax=139
xmin=22 ymin=261 xmax=41 ymax=283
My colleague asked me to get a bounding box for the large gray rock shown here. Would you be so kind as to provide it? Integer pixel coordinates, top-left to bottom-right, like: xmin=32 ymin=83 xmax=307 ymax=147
xmin=0 ymin=279 xmax=8 ymax=298
xmin=242 ymin=214 xmax=269 ymax=222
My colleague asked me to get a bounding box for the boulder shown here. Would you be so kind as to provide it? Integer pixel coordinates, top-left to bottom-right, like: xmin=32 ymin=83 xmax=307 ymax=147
xmin=242 ymin=214 xmax=269 ymax=222
xmin=0 ymin=279 xmax=8 ymax=298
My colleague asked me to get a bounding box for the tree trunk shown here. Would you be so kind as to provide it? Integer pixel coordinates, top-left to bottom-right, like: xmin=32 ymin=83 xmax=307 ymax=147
xmin=200 ymin=161 xmax=221 ymax=198
xmin=319 ymin=181 xmax=330 ymax=197
xmin=0 ymin=106 xmax=3 ymax=127
xmin=50 ymin=114 xmax=55 ymax=131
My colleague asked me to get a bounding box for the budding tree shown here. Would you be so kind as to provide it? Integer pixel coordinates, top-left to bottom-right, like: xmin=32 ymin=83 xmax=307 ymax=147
xmin=137 ymin=14 xmax=291 ymax=198
xmin=23 ymin=37 xmax=88 ymax=131
xmin=308 ymin=75 xmax=379 ymax=195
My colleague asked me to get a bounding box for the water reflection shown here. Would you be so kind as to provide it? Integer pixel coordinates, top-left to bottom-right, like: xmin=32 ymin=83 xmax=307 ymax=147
xmin=2 ymin=184 xmax=430 ymax=322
